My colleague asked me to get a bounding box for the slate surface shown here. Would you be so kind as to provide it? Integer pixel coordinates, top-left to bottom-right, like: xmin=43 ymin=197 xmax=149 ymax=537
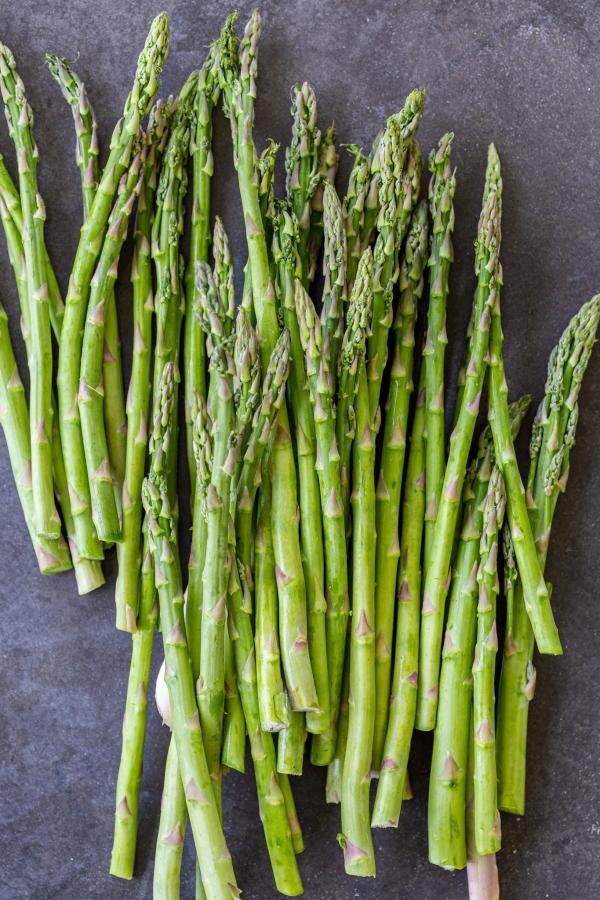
xmin=1 ymin=1 xmax=599 ymax=898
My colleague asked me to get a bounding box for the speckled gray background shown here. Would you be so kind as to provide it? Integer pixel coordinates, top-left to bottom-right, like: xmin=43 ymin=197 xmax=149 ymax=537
xmin=1 ymin=1 xmax=599 ymax=898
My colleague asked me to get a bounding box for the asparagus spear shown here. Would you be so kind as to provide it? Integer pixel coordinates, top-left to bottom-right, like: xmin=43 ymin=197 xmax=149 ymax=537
xmin=303 ymin=251 xmax=373 ymax=765
xmin=466 ymin=709 xmax=500 ymax=900
xmin=307 ymin=123 xmax=338 ymax=287
xmin=371 ymin=201 xmax=428 ymax=773
xmin=57 ymin=13 xmax=169 ymax=559
xmin=0 ymin=153 xmax=65 ymax=336
xmin=0 ymin=42 xmax=60 ymax=539
xmin=497 ymin=294 xmax=600 ymax=814
xmin=79 ymin=144 xmax=145 ymax=542
xmin=184 ymin=54 xmax=219 ymax=493
xmin=0 ymin=172 xmax=105 ymax=590
xmin=45 ymin=54 xmax=99 ymax=221
xmin=423 ymin=133 xmax=455 ymax=577
xmin=428 ymin=398 xmax=529 ymax=869
xmin=142 ymin=362 xmax=237 ymax=898
xmin=340 ymin=247 xmax=376 ymax=877
xmin=320 ymin=182 xmax=347 ymax=386
xmin=196 ymin=298 xmax=236 ymax=817
xmin=486 ymin=148 xmax=561 ymax=655
xmin=0 ymin=299 xmax=71 ymax=572
xmin=371 ymin=365 xmax=426 ymax=827
xmin=367 ymin=94 xmax=423 ymax=416
xmin=417 ymin=145 xmax=501 ymax=732
xmin=472 ymin=465 xmax=505 ymax=855
xmin=343 ymin=146 xmax=371 ymax=291
xmin=273 ymin=203 xmax=329 ymax=732
xmin=285 ymin=82 xmax=321 ymax=286
xmin=115 ymin=99 xmax=173 ymax=631
xmin=255 ymin=464 xmax=288 ymax=732
xmin=277 ymin=699 xmax=307 ymax=776
xmin=279 ymin=773 xmax=305 ymax=855
xmin=222 ymin=623 xmax=246 ymax=774
xmin=153 ymin=739 xmax=188 ymax=899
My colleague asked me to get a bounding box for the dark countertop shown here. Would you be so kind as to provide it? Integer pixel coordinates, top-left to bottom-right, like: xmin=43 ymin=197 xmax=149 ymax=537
xmin=1 ymin=1 xmax=599 ymax=898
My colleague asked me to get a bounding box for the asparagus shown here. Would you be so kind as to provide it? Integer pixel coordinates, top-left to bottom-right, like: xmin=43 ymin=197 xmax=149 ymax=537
xmin=423 ymin=133 xmax=455 ymax=577
xmin=79 ymin=145 xmax=145 ymax=542
xmin=372 ymin=201 xmax=428 ymax=773
xmin=218 ymin=13 xmax=316 ymax=716
xmin=340 ymin=248 xmax=376 ymax=877
xmin=57 ymin=13 xmax=169 ymax=559
xmin=142 ymin=362 xmax=237 ymax=898
xmin=227 ymin=541 xmax=303 ymax=896
xmin=0 ymin=153 xmax=65 ymax=336
xmin=0 ymin=300 xmax=71 ymax=572
xmin=184 ymin=55 xmax=219 ymax=492
xmin=273 ymin=203 xmax=328 ymax=732
xmin=222 ymin=622 xmax=246 ymax=774
xmin=320 ymin=182 xmax=347 ymax=385
xmin=371 ymin=366 xmax=426 ymax=827
xmin=196 ymin=315 xmax=236 ymax=817
xmin=45 ymin=54 xmax=99 ymax=221
xmin=277 ymin=701 xmax=307 ymax=776
xmin=417 ymin=145 xmax=501 ymax=732
xmin=496 ymin=295 xmax=600 ymax=814
xmin=486 ymin=150 xmax=561 ymax=656
xmin=336 ymin=249 xmax=375 ymax=517
xmin=0 ymin=42 xmax=60 ymax=539
xmin=285 ymin=82 xmax=321 ymax=285
xmin=343 ymin=146 xmax=371 ymax=291
xmin=325 ymin=653 xmax=350 ymax=803
xmin=428 ymin=398 xmax=529 ymax=869
xmin=279 ymin=773 xmax=304 ymax=855
xmin=255 ymin=469 xmax=288 ymax=732
xmin=304 ymin=252 xmax=374 ymax=764
xmin=307 ymin=123 xmax=338 ymax=286
xmin=472 ymin=465 xmax=505 ymax=855
xmin=466 ymin=709 xmax=500 ymax=900
xmin=115 ymin=99 xmax=172 ymax=631
xmin=153 ymin=740 xmax=188 ymax=899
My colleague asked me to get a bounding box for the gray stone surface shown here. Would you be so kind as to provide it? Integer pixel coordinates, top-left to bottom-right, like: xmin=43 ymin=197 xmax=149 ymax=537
xmin=1 ymin=1 xmax=599 ymax=897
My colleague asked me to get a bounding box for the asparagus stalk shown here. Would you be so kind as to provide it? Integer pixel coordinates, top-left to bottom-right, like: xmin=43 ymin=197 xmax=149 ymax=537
xmin=340 ymin=248 xmax=376 ymax=877
xmin=417 ymin=145 xmax=501 ymax=732
xmin=428 ymin=398 xmax=529 ymax=869
xmin=496 ymin=294 xmax=600 ymax=814
xmin=285 ymin=82 xmax=321 ymax=286
xmin=343 ymin=146 xmax=371 ymax=291
xmin=255 ymin=468 xmax=288 ymax=732
xmin=79 ymin=145 xmax=145 ymax=542
xmin=142 ymin=362 xmax=237 ymax=898
xmin=423 ymin=133 xmax=455 ymax=577
xmin=472 ymin=465 xmax=505 ymax=855
xmin=371 ymin=201 xmax=428 ymax=773
xmin=196 ymin=303 xmax=236 ymax=817
xmin=307 ymin=123 xmax=338 ymax=286
xmin=0 ymin=300 xmax=71 ymax=572
xmin=372 ymin=366 xmax=426 ymax=827
xmin=45 ymin=54 xmax=99 ymax=221
xmin=303 ymin=251 xmax=373 ymax=764
xmin=57 ymin=13 xmax=170 ymax=559
xmin=115 ymin=99 xmax=172 ymax=631
xmin=277 ymin=700 xmax=307 ymax=776
xmin=325 ymin=653 xmax=350 ymax=803
xmin=222 ymin=625 xmax=246 ymax=774
xmin=153 ymin=739 xmax=188 ymax=899
xmin=184 ymin=55 xmax=219 ymax=492
xmin=0 ymin=43 xmax=61 ymax=539
xmin=466 ymin=709 xmax=500 ymax=900
xmin=273 ymin=204 xmax=328 ymax=732
xmin=320 ymin=182 xmax=347 ymax=386
xmin=279 ymin=774 xmax=304 ymax=854
xmin=0 ymin=168 xmax=104 ymax=590
xmin=486 ymin=149 xmax=561 ymax=655
xmin=0 ymin=153 xmax=65 ymax=336
xmin=227 ymin=538 xmax=303 ymax=896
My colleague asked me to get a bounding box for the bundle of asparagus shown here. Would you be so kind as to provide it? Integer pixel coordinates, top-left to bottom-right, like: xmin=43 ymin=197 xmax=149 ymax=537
xmin=0 ymin=9 xmax=598 ymax=900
